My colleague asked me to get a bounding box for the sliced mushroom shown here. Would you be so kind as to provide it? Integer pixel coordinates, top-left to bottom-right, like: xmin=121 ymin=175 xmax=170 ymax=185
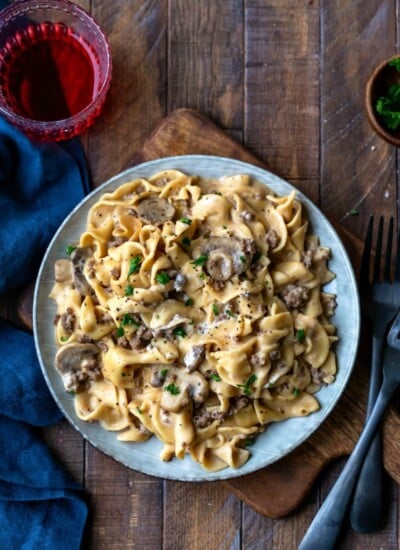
xmin=134 ymin=197 xmax=175 ymax=225
xmin=192 ymin=237 xmax=254 ymax=282
xmin=70 ymin=247 xmax=93 ymax=295
xmin=55 ymin=342 xmax=101 ymax=393
xmin=206 ymin=249 xmax=234 ymax=281
xmin=161 ymin=366 xmax=208 ymax=413
xmin=150 ymin=365 xmax=170 ymax=387
xmin=183 ymin=344 xmax=206 ymax=372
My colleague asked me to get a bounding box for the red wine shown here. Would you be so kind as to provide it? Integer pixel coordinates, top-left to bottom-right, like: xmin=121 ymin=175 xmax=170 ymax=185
xmin=0 ymin=22 xmax=97 ymax=122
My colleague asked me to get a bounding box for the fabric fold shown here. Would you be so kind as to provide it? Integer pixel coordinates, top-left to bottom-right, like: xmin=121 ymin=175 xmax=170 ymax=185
xmin=0 ymin=114 xmax=90 ymax=548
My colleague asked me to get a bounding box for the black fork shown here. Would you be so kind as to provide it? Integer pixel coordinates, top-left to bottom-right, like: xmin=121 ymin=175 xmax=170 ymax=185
xmin=299 ymin=307 xmax=400 ymax=550
xmin=350 ymin=216 xmax=400 ymax=532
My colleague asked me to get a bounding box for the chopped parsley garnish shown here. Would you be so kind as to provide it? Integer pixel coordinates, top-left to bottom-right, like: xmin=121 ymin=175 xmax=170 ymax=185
xmin=293 ymin=388 xmax=301 ymax=397
xmin=211 ymin=373 xmax=221 ymax=382
xmin=212 ymin=304 xmax=219 ymax=315
xmin=156 ymin=271 xmax=170 ymax=285
xmin=185 ymin=297 xmax=194 ymax=306
xmin=136 ymin=407 xmax=142 ymax=414
xmin=199 ymin=272 xmax=206 ymax=280
xmin=116 ymin=326 xmax=124 ymax=337
xmin=121 ymin=313 xmax=140 ymax=327
xmin=173 ymin=326 xmax=187 ymax=338
xmin=226 ymin=309 xmax=236 ymax=318
xmin=389 ymin=58 xmax=400 ymax=70
xmin=192 ymin=254 xmax=208 ymax=266
xmin=180 ymin=217 xmax=192 ymax=225
xmin=65 ymin=245 xmax=76 ymax=256
xmin=295 ymin=328 xmax=306 ymax=342
xmin=60 ymin=335 xmax=69 ymax=342
xmin=160 ymin=368 xmax=169 ymax=377
xmin=244 ymin=437 xmax=256 ymax=446
xmin=240 ymin=255 xmax=246 ymax=263
xmin=238 ymin=374 xmax=257 ymax=396
xmin=127 ymin=256 xmax=142 ymax=278
xmin=376 ymin=76 xmax=400 ymax=130
xmin=164 ymin=383 xmax=180 ymax=395
xmin=124 ymin=284 xmax=134 ymax=296
xmin=349 ymin=207 xmax=359 ymax=216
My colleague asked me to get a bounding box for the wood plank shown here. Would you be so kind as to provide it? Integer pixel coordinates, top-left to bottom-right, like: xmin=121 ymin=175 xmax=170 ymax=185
xmin=168 ymin=0 xmax=244 ymax=130
xmin=244 ymin=0 xmax=320 ymax=183
xmin=88 ymin=0 xmax=168 ymax=188
xmin=317 ymin=1 xmax=399 ymax=546
xmin=163 ymin=482 xmax=241 ymax=550
xmin=84 ymin=450 xmax=163 ymax=549
xmin=320 ymin=0 xmax=397 ymax=239
xmin=82 ymin=2 xmax=168 ymax=547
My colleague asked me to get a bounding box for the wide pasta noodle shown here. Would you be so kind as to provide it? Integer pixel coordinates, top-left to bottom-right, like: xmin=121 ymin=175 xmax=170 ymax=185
xmin=50 ymin=170 xmax=337 ymax=472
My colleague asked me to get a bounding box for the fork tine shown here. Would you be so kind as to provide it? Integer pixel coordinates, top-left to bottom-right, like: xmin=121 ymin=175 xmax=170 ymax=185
xmin=360 ymin=215 xmax=374 ymax=291
xmin=383 ymin=217 xmax=394 ymax=282
xmin=387 ymin=306 xmax=400 ymax=346
xmin=373 ymin=216 xmax=384 ymax=282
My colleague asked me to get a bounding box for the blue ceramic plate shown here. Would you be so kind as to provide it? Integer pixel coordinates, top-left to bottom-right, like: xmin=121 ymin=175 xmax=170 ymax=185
xmin=34 ymin=155 xmax=360 ymax=481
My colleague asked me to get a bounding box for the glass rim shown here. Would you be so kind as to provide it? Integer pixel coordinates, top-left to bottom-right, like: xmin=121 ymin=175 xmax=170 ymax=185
xmin=0 ymin=0 xmax=112 ymax=134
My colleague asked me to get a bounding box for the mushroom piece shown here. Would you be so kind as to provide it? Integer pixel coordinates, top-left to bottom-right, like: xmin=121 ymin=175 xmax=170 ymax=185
xmin=183 ymin=344 xmax=206 ymax=372
xmin=134 ymin=197 xmax=176 ymax=225
xmin=70 ymin=246 xmax=93 ymax=295
xmin=161 ymin=366 xmax=208 ymax=413
xmin=192 ymin=237 xmax=253 ymax=282
xmin=55 ymin=342 xmax=101 ymax=393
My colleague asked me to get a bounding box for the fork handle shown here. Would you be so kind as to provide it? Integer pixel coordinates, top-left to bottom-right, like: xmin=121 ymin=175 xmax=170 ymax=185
xmin=298 ymin=376 xmax=398 ymax=550
xmin=350 ymin=333 xmax=385 ymax=532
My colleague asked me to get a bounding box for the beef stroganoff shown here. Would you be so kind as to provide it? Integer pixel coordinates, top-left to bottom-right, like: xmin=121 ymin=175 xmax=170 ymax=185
xmin=50 ymin=170 xmax=337 ymax=472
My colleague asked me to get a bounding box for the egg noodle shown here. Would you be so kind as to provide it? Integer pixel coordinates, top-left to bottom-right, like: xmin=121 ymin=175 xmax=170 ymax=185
xmin=50 ymin=170 xmax=337 ymax=472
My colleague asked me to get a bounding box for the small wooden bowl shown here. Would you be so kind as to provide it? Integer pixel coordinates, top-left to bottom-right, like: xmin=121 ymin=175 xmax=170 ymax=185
xmin=365 ymin=55 xmax=400 ymax=146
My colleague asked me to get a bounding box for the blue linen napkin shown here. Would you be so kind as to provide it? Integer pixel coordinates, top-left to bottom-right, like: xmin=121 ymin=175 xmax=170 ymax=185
xmin=0 ymin=114 xmax=89 ymax=548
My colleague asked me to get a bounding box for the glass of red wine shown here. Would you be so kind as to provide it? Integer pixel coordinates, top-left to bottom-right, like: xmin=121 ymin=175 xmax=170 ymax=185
xmin=0 ymin=0 xmax=112 ymax=141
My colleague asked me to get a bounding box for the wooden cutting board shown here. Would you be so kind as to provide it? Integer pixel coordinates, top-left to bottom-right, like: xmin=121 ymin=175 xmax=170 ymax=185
xmin=21 ymin=108 xmax=400 ymax=519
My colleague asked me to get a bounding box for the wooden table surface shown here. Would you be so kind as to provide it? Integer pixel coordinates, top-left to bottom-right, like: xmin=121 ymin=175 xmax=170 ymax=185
xmin=3 ymin=0 xmax=400 ymax=548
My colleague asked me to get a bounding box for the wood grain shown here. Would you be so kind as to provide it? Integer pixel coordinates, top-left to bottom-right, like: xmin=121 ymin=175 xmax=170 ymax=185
xmin=3 ymin=0 xmax=400 ymax=548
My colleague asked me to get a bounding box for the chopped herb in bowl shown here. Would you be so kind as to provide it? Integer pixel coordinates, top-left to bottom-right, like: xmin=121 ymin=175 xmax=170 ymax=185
xmin=366 ymin=55 xmax=400 ymax=146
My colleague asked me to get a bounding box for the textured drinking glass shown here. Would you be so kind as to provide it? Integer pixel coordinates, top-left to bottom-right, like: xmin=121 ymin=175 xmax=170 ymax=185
xmin=0 ymin=0 xmax=112 ymax=141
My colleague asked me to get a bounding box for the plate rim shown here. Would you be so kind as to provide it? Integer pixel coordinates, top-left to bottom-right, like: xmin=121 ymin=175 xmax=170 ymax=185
xmin=33 ymin=154 xmax=361 ymax=482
